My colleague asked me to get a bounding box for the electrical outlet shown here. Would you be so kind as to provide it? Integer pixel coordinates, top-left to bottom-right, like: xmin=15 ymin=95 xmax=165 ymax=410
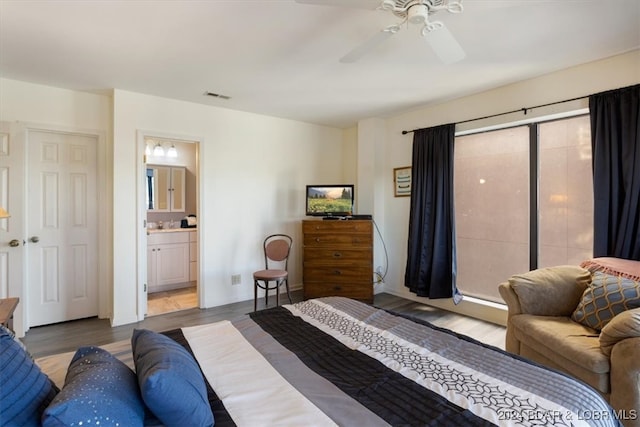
xmin=231 ymin=274 xmax=241 ymax=285
xmin=374 ymin=266 xmax=384 ymax=284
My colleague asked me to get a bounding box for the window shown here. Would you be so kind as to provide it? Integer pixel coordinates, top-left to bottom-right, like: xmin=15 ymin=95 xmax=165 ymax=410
xmin=454 ymin=126 xmax=530 ymax=302
xmin=454 ymin=115 xmax=593 ymax=302
xmin=538 ymin=115 xmax=593 ymax=267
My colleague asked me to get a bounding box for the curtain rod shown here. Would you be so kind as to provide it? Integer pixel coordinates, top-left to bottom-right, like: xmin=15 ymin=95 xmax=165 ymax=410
xmin=401 ymin=94 xmax=588 ymax=135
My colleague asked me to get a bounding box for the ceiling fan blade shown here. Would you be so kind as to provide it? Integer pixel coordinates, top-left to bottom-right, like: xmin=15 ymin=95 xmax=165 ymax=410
xmin=340 ymin=26 xmax=397 ymax=63
xmin=424 ymin=23 xmax=466 ymax=64
xmin=295 ymin=0 xmax=380 ymax=9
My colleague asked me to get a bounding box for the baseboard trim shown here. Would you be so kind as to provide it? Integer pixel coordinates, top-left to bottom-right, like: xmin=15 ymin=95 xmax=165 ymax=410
xmin=380 ymin=287 xmax=507 ymax=327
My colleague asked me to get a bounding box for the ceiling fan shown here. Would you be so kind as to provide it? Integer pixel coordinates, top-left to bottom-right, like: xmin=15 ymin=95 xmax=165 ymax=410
xmin=296 ymin=0 xmax=466 ymax=64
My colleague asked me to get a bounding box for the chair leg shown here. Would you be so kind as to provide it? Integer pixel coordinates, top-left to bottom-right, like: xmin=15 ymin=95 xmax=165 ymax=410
xmin=284 ymin=279 xmax=292 ymax=304
xmin=264 ymin=281 xmax=269 ymax=306
xmin=254 ymin=280 xmax=258 ymax=312
xmin=276 ymin=280 xmax=280 ymax=307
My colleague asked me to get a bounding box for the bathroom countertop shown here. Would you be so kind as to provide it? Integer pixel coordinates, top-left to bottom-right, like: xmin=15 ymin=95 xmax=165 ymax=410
xmin=147 ymin=227 xmax=197 ymax=234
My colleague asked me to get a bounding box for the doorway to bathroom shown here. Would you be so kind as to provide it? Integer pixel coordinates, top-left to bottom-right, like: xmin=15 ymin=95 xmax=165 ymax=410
xmin=141 ymin=135 xmax=199 ymax=317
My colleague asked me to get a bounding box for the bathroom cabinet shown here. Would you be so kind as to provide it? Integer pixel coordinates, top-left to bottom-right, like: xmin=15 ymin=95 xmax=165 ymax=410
xmin=147 ymin=231 xmax=191 ymax=293
xmin=146 ymin=165 xmax=186 ymax=212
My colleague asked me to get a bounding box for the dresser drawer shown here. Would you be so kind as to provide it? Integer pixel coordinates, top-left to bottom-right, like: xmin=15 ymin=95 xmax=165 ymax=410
xmin=304 ymin=266 xmax=371 ymax=283
xmin=304 ymin=233 xmax=372 ymax=247
xmin=304 ymin=282 xmax=373 ymax=302
xmin=303 ymin=220 xmax=372 ymax=234
xmin=303 ymin=247 xmax=371 ymax=265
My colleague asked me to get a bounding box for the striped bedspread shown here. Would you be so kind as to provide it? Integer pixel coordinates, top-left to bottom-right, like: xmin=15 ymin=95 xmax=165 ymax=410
xmin=178 ymin=297 xmax=621 ymax=427
xmin=37 ymin=297 xmax=622 ymax=426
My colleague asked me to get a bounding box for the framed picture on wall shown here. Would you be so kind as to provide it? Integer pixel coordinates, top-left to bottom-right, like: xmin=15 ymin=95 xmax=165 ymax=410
xmin=394 ymin=166 xmax=411 ymax=197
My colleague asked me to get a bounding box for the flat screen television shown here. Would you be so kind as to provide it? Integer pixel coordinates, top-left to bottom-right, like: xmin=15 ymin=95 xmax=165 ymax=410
xmin=306 ymin=185 xmax=354 ymax=217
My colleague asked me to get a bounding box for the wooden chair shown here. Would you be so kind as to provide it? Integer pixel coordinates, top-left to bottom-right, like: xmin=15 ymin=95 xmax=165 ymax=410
xmin=253 ymin=234 xmax=292 ymax=311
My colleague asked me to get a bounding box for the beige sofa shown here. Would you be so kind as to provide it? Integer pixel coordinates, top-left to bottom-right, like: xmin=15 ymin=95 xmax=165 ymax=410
xmin=498 ymin=263 xmax=640 ymax=427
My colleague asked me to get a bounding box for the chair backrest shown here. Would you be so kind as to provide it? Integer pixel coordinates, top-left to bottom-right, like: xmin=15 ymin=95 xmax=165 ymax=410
xmin=263 ymin=234 xmax=292 ymax=271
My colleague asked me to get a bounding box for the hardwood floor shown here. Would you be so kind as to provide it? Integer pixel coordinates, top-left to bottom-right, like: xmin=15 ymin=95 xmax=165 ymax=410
xmin=147 ymin=286 xmax=197 ymax=316
xmin=21 ymin=291 xmax=506 ymax=358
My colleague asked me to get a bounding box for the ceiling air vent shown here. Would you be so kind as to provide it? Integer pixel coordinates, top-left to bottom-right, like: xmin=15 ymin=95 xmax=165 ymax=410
xmin=205 ymin=91 xmax=231 ymax=100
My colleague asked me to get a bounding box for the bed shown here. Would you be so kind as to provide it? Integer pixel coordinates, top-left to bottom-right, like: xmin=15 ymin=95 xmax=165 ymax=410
xmin=31 ymin=297 xmax=624 ymax=427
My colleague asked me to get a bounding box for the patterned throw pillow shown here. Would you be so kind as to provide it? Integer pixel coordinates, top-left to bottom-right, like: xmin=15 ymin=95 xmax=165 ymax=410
xmin=42 ymin=346 xmax=146 ymax=426
xmin=572 ymin=271 xmax=640 ymax=331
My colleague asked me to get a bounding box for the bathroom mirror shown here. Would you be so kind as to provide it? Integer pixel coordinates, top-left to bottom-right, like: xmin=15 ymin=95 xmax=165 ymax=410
xmin=146 ymin=165 xmax=185 ymax=212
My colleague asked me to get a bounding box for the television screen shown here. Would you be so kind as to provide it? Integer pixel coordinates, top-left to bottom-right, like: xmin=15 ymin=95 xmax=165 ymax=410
xmin=306 ymin=185 xmax=354 ymax=217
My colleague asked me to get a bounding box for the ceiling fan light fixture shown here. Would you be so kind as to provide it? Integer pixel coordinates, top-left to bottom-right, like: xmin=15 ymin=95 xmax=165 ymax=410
xmin=299 ymin=0 xmax=466 ymax=64
xmin=407 ymin=4 xmax=429 ymax=25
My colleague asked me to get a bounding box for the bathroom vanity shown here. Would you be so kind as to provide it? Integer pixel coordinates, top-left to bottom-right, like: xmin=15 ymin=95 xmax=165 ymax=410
xmin=147 ymin=229 xmax=197 ymax=293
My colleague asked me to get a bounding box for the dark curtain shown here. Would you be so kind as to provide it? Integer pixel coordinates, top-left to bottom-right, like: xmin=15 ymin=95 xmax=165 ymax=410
xmin=590 ymin=84 xmax=640 ymax=260
xmin=404 ymin=124 xmax=460 ymax=302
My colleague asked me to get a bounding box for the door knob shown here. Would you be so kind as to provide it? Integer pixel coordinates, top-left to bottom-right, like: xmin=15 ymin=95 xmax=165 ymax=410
xmin=9 ymin=239 xmax=20 ymax=247
xmin=30 ymin=236 xmax=40 ymax=243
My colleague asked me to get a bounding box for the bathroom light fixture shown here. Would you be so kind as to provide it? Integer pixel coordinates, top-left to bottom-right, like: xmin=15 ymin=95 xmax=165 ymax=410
xmin=145 ymin=143 xmax=152 ymax=156
xmin=167 ymin=144 xmax=178 ymax=158
xmin=0 ymin=207 xmax=10 ymax=218
xmin=153 ymin=143 xmax=165 ymax=157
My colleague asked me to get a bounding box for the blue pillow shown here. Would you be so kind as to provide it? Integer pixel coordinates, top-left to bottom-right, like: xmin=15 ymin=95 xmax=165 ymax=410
xmin=572 ymin=271 xmax=640 ymax=331
xmin=131 ymin=329 xmax=214 ymax=427
xmin=42 ymin=346 xmax=146 ymax=426
xmin=0 ymin=325 xmax=58 ymax=426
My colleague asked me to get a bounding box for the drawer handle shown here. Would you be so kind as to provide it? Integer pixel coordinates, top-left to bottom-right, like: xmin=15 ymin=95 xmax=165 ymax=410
xmin=333 ymin=270 xmax=342 ymax=275
xmin=315 ymin=238 xmax=321 ymax=243
xmin=333 ymin=252 xmax=342 ymax=258
xmin=333 ymin=285 xmax=342 ymax=291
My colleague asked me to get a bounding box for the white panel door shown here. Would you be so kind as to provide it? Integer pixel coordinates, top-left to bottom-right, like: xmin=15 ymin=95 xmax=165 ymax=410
xmin=27 ymin=130 xmax=98 ymax=326
xmin=0 ymin=122 xmax=25 ymax=335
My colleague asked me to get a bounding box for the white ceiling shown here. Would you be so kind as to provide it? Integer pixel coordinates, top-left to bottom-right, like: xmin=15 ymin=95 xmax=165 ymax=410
xmin=1 ymin=0 xmax=638 ymax=128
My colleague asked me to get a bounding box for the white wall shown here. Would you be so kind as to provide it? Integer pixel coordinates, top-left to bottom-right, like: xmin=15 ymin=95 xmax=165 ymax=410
xmin=112 ymin=90 xmax=345 ymax=326
xmin=0 ymin=80 xmax=112 ymax=130
xmin=374 ymin=50 xmax=640 ymax=323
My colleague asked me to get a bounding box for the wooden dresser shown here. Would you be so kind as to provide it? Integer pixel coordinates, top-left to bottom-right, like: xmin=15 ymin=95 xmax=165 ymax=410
xmin=302 ymin=219 xmax=373 ymax=303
